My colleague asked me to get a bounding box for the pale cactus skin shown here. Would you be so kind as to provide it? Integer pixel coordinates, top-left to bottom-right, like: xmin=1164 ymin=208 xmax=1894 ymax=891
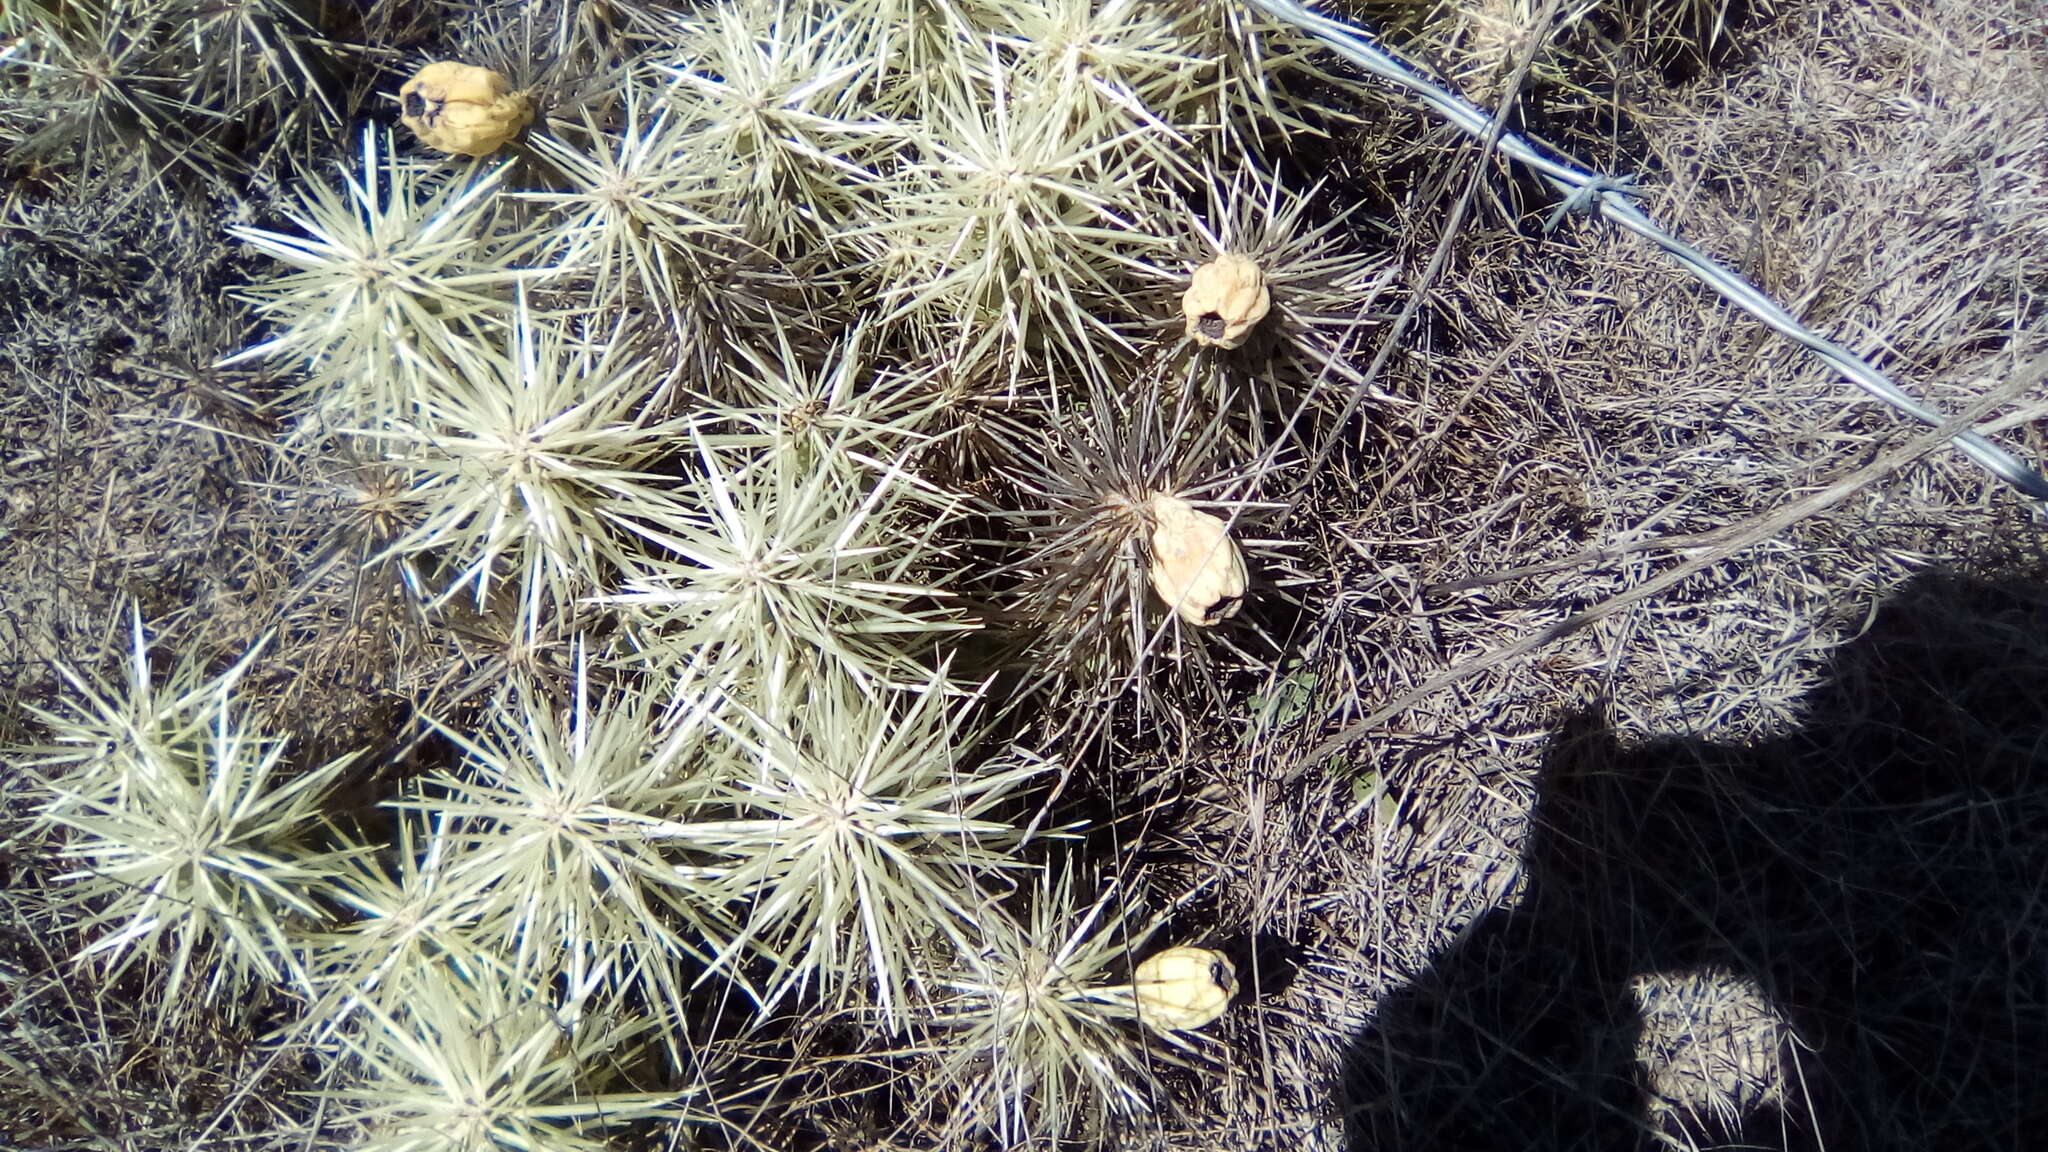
xmin=399 ymin=61 xmax=532 ymax=156
xmin=1133 ymin=945 xmax=1238 ymax=1032
xmin=1147 ymin=493 xmax=1248 ymax=626
xmin=1182 ymin=252 xmax=1271 ymax=349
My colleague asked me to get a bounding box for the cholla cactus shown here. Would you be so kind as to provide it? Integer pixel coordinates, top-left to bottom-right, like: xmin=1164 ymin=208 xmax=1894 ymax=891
xmin=176 ymin=0 xmax=344 ymax=129
xmin=512 ymin=77 xmax=740 ymax=344
xmin=1151 ymin=0 xmax=1366 ymax=151
xmin=300 ymin=811 xmax=502 ymax=1034
xmin=654 ymin=0 xmax=895 ymax=254
xmin=395 ymin=657 xmax=732 ymax=1032
xmin=25 ymin=613 xmax=358 ymax=1026
xmin=180 ymin=0 xmax=1364 ymax=1143
xmin=650 ymin=659 xmax=1058 ymax=1026
xmin=0 ymin=1 xmax=225 ymax=184
xmin=850 ymin=39 xmax=1172 ymax=385
xmin=603 ymin=424 xmax=975 ymax=698
xmin=928 ymin=866 xmax=1192 ymax=1145
xmin=1150 ymin=162 xmax=1394 ymax=445
xmin=993 ymin=371 xmax=1274 ymax=693
xmin=992 ymin=0 xmax=1210 ymax=180
xmin=323 ymin=959 xmax=690 ymax=1152
xmin=0 ymin=0 xmax=57 ymax=35
xmin=366 ymin=287 xmax=689 ymax=631
xmin=224 ymin=126 xmax=523 ymax=430
xmin=703 ymin=321 xmax=949 ymax=468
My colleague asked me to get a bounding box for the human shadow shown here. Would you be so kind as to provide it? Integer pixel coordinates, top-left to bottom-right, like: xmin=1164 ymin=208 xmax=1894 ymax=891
xmin=1336 ymin=568 xmax=2048 ymax=1151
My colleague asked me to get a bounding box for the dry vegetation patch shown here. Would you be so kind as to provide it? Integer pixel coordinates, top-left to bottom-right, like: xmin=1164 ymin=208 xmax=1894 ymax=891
xmin=2 ymin=0 xmax=2044 ymax=1150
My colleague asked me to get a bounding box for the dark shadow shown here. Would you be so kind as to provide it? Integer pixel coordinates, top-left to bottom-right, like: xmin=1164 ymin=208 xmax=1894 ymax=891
xmin=1595 ymin=0 xmax=1770 ymax=83
xmin=1238 ymin=930 xmax=1307 ymax=1002
xmin=1336 ymin=568 xmax=2048 ymax=1150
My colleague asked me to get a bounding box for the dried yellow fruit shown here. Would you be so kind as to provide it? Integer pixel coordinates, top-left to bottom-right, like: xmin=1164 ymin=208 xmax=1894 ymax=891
xmin=1146 ymin=494 xmax=1247 ymax=627
xmin=399 ymin=61 xmax=532 ymax=157
xmin=1132 ymin=946 xmax=1237 ymax=1033
xmin=1181 ymin=253 xmax=1270 ymax=349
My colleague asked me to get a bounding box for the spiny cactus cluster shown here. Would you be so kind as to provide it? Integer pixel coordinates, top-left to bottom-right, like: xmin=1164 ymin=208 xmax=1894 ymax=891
xmin=10 ymin=0 xmax=1401 ymax=1146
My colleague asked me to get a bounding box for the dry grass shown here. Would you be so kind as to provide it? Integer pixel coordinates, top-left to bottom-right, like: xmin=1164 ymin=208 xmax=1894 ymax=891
xmin=3 ymin=0 xmax=2046 ymax=1149
xmin=1177 ymin=0 xmax=2048 ymax=1146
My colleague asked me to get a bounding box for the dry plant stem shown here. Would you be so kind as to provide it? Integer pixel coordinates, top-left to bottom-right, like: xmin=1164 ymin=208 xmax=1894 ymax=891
xmin=1244 ymin=0 xmax=2048 ymax=503
xmin=1304 ymin=350 xmax=2048 ymax=774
